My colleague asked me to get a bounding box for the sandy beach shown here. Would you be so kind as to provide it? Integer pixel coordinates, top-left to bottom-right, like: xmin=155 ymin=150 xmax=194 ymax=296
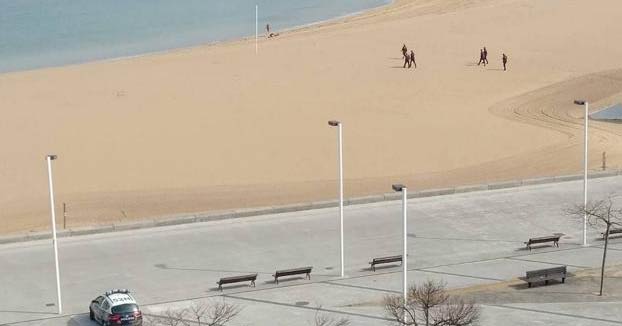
xmin=2 ymin=0 xmax=622 ymax=234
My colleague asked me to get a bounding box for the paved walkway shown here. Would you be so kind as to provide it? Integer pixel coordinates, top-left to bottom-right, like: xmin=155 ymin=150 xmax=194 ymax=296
xmin=2 ymin=176 xmax=622 ymax=325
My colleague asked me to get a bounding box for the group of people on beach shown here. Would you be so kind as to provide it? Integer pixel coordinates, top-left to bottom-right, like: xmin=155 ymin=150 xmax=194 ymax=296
xmin=401 ymin=44 xmax=416 ymax=69
xmin=400 ymin=44 xmax=508 ymax=71
xmin=478 ymin=46 xmax=508 ymax=71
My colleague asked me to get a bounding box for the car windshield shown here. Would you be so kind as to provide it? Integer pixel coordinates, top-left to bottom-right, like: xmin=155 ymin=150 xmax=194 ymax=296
xmin=111 ymin=304 xmax=139 ymax=314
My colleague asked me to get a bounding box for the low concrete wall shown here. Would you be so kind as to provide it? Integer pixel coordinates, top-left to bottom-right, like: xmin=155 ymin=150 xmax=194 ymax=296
xmin=2 ymin=169 xmax=620 ymax=244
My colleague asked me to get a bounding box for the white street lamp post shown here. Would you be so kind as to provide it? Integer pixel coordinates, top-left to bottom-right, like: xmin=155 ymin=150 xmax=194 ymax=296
xmin=575 ymin=100 xmax=589 ymax=247
xmin=392 ymin=184 xmax=408 ymax=301
xmin=46 ymin=154 xmax=62 ymax=314
xmin=328 ymin=120 xmax=344 ymax=278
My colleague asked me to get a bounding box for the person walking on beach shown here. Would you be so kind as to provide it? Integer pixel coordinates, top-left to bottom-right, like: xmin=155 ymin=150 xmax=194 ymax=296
xmin=483 ymin=47 xmax=489 ymax=65
xmin=402 ymin=44 xmax=408 ymax=58
xmin=502 ymin=53 xmax=508 ymax=71
xmin=477 ymin=48 xmax=485 ymax=66
xmin=410 ymin=50 xmax=416 ymax=68
xmin=403 ymin=52 xmax=411 ymax=68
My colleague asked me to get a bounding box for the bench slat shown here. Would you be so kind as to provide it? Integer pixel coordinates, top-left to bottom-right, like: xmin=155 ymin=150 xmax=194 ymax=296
xmin=369 ymin=255 xmax=403 ymax=271
xmin=521 ymin=266 xmax=567 ymax=288
xmin=524 ymin=235 xmax=561 ymax=250
xmin=525 ymin=272 xmax=566 ymax=279
xmin=602 ymin=228 xmax=622 ymax=239
xmin=273 ymin=267 xmax=313 ymax=284
xmin=525 ymin=267 xmax=566 ymax=273
xmin=275 ymin=267 xmax=312 ymax=275
xmin=219 ymin=274 xmax=256 ymax=282
xmin=217 ymin=273 xmax=257 ymax=291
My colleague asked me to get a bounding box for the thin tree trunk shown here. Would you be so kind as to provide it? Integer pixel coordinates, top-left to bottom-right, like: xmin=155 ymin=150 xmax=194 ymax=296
xmin=600 ymin=224 xmax=611 ymax=296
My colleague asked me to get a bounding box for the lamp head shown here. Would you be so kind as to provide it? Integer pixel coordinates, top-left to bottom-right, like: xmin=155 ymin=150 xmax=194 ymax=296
xmin=574 ymin=100 xmax=586 ymax=105
xmin=47 ymin=155 xmax=58 ymax=160
xmin=392 ymin=184 xmax=406 ymax=192
xmin=328 ymin=120 xmax=340 ymax=127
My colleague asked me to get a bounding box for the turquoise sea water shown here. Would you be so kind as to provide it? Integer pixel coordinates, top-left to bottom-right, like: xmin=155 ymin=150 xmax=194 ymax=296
xmin=0 ymin=0 xmax=390 ymax=73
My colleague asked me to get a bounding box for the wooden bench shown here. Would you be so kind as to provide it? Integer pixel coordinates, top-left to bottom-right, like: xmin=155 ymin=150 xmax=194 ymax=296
xmin=602 ymin=228 xmax=622 ymax=239
xmin=524 ymin=235 xmax=560 ymax=250
xmin=369 ymin=255 xmax=402 ymax=272
xmin=216 ymin=273 xmax=257 ymax=291
xmin=272 ymin=266 xmax=312 ymax=284
xmin=520 ymin=266 xmax=567 ymax=288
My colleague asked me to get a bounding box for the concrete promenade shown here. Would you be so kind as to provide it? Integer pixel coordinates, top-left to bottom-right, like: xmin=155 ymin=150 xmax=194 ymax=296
xmin=2 ymin=176 xmax=622 ymax=325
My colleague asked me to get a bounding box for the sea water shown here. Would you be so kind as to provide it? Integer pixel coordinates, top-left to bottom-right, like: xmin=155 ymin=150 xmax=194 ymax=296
xmin=0 ymin=0 xmax=390 ymax=73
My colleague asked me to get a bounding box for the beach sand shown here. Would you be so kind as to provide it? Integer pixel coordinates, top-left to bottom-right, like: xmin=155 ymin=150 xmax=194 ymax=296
xmin=2 ymin=0 xmax=622 ymax=234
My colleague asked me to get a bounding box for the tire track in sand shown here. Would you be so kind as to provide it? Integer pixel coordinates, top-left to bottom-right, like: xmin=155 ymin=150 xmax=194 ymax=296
xmin=485 ymin=68 xmax=622 ymax=175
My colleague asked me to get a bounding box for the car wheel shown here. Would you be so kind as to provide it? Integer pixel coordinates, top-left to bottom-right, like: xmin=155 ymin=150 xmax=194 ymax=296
xmin=89 ymin=308 xmax=94 ymax=320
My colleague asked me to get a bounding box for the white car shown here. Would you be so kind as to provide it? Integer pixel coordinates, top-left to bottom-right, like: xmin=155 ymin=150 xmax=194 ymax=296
xmin=89 ymin=289 xmax=143 ymax=326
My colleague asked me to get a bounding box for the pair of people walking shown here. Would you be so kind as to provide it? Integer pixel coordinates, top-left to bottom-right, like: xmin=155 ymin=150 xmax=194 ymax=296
xmin=478 ymin=47 xmax=488 ymax=66
xmin=401 ymin=44 xmax=416 ymax=69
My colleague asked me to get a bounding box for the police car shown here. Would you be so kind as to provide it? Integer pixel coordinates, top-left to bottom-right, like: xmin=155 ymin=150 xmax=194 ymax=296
xmin=89 ymin=289 xmax=143 ymax=326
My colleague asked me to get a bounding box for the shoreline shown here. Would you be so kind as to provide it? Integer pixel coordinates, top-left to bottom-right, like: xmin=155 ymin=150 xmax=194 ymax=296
xmin=0 ymin=0 xmax=395 ymax=76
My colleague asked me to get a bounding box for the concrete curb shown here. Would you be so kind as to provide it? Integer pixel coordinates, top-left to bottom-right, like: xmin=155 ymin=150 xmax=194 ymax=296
xmin=1 ymin=169 xmax=620 ymax=245
xmin=195 ymin=211 xmax=236 ymax=223
xmin=522 ymin=176 xmax=557 ymax=186
xmin=70 ymin=225 xmax=114 ymax=237
xmin=347 ymin=195 xmax=386 ymax=205
xmin=453 ymin=184 xmax=488 ymax=193
xmin=311 ymin=200 xmax=340 ymax=210
xmin=114 ymin=220 xmax=156 ymax=232
xmin=488 ymin=180 xmax=523 ymax=190
xmin=0 ymin=234 xmax=30 ymax=244
xmin=413 ymin=187 xmax=455 ymax=198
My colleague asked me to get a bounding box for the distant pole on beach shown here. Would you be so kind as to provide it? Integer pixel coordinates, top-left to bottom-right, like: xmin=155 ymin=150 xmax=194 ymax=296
xmin=574 ymin=100 xmax=589 ymax=247
xmin=255 ymin=5 xmax=258 ymax=54
xmin=46 ymin=154 xmax=62 ymax=314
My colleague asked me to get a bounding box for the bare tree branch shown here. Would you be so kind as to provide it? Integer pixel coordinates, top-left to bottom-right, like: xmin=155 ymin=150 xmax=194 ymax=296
xmin=144 ymin=300 xmax=240 ymax=326
xmin=189 ymin=301 xmax=208 ymax=325
xmin=384 ymin=279 xmax=479 ymax=326
xmin=313 ymin=306 xmax=350 ymax=326
xmin=384 ymin=295 xmax=416 ymax=325
xmin=431 ymin=296 xmax=479 ymax=326
xmin=567 ymin=194 xmax=622 ymax=296
xmin=568 ymin=196 xmax=622 ymax=227
xmin=204 ymin=301 xmax=241 ymax=326
xmin=146 ymin=309 xmax=187 ymax=326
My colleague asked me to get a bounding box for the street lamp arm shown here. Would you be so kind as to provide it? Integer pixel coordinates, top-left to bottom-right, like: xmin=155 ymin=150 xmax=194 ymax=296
xmin=392 ymin=184 xmax=407 ymax=192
